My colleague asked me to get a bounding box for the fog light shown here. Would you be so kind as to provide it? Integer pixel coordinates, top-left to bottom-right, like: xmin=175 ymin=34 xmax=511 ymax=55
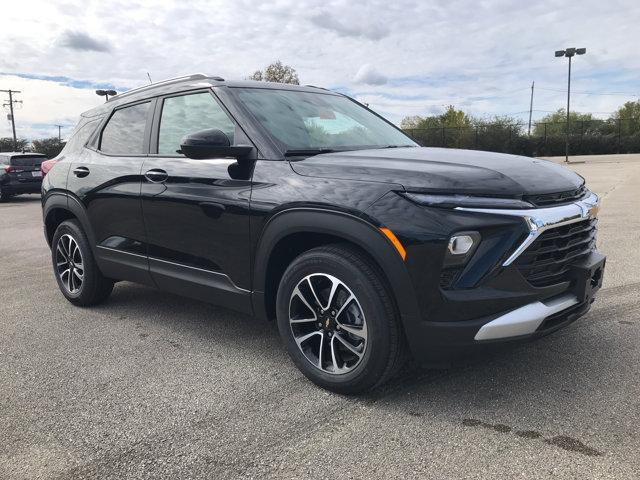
xmin=448 ymin=234 xmax=476 ymax=255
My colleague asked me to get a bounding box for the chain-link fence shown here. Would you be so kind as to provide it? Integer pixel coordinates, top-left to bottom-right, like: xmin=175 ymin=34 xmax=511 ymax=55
xmin=403 ymin=118 xmax=640 ymax=156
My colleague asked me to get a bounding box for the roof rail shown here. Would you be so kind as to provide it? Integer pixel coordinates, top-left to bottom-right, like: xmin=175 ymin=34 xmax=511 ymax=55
xmin=304 ymin=84 xmax=329 ymax=91
xmin=108 ymin=73 xmax=210 ymax=101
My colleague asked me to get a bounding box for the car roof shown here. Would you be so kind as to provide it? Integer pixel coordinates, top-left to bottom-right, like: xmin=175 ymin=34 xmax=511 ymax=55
xmin=80 ymin=74 xmax=340 ymax=118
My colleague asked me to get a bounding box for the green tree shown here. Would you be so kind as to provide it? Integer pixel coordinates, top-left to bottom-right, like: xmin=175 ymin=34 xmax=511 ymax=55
xmin=533 ymin=109 xmax=596 ymax=136
xmin=439 ymin=105 xmax=473 ymax=128
xmin=32 ymin=137 xmax=66 ymax=158
xmin=399 ymin=115 xmax=424 ymax=130
xmin=400 ymin=106 xmax=473 ymax=130
xmin=0 ymin=137 xmax=29 ymax=152
xmin=610 ymin=100 xmax=640 ymax=136
xmin=249 ymin=61 xmax=300 ymax=84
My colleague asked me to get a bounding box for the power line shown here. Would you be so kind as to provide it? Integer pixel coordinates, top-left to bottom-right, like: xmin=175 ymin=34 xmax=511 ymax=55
xmin=537 ymin=86 xmax=639 ymax=96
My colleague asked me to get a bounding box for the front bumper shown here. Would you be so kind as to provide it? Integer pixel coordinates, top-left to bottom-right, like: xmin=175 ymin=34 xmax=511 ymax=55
xmin=374 ymin=191 xmax=605 ymax=364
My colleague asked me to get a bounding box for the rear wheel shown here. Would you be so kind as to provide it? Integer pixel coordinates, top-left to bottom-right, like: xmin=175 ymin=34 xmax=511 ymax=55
xmin=276 ymin=244 xmax=405 ymax=394
xmin=51 ymin=220 xmax=114 ymax=306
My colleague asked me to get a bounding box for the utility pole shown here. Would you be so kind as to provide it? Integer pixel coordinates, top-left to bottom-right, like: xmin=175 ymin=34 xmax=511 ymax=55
xmin=1 ymin=89 xmax=22 ymax=150
xmin=527 ymin=81 xmax=535 ymax=136
xmin=54 ymin=124 xmax=63 ymax=141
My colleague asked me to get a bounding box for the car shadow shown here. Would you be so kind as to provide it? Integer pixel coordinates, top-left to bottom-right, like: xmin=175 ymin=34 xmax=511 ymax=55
xmin=1 ymin=194 xmax=42 ymax=204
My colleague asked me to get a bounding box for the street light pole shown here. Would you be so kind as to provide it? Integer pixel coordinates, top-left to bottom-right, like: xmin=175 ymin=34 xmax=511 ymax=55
xmin=566 ymin=55 xmax=571 ymax=163
xmin=527 ymin=81 xmax=535 ymax=136
xmin=555 ymin=47 xmax=586 ymax=163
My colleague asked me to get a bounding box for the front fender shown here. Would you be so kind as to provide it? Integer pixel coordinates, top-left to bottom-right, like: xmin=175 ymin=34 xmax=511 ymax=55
xmin=251 ymin=208 xmax=422 ymax=339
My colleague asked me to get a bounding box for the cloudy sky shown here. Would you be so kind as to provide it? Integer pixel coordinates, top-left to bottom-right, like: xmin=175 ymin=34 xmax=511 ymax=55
xmin=1 ymin=0 xmax=639 ymax=140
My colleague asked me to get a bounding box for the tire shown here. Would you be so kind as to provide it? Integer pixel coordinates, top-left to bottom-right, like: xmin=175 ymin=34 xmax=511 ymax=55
xmin=0 ymin=186 xmax=10 ymax=202
xmin=276 ymin=244 xmax=406 ymax=394
xmin=51 ymin=219 xmax=114 ymax=306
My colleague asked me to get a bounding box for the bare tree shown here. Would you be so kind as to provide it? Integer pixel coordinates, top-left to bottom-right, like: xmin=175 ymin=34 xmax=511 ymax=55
xmin=248 ymin=61 xmax=300 ymax=85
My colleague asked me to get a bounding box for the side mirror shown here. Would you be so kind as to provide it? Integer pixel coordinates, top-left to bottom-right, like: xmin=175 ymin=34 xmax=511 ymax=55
xmin=178 ymin=129 xmax=254 ymax=160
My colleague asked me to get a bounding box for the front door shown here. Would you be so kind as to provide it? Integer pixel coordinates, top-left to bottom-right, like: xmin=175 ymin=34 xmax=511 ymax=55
xmin=140 ymin=90 xmax=253 ymax=312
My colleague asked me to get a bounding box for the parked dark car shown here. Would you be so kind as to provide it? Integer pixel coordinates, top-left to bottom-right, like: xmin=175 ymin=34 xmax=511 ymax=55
xmin=42 ymin=74 xmax=605 ymax=393
xmin=0 ymin=152 xmax=46 ymax=201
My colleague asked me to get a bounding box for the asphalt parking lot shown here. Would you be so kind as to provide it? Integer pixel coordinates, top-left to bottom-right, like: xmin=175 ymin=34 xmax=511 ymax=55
xmin=1 ymin=155 xmax=639 ymax=479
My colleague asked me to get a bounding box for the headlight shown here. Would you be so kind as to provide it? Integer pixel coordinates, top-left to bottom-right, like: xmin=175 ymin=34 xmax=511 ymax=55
xmin=402 ymin=192 xmax=534 ymax=209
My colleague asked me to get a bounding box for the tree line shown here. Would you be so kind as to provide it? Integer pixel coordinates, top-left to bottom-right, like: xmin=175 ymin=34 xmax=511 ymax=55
xmin=401 ymin=101 xmax=640 ymax=156
xmin=401 ymin=101 xmax=640 ymax=136
xmin=0 ymin=137 xmax=65 ymax=158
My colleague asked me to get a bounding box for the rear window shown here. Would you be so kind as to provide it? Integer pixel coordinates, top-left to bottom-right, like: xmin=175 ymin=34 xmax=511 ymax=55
xmin=10 ymin=155 xmax=46 ymax=167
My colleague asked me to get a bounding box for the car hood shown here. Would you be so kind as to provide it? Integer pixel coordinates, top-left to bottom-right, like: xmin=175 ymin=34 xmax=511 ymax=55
xmin=289 ymin=147 xmax=584 ymax=196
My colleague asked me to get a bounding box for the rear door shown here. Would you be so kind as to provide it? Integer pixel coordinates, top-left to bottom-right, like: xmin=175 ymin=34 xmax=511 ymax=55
xmin=140 ymin=90 xmax=253 ymax=311
xmin=68 ymin=99 xmax=155 ymax=285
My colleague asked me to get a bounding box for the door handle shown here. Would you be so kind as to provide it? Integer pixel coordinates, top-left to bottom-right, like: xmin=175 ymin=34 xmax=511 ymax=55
xmin=73 ymin=166 xmax=90 ymax=178
xmin=144 ymin=169 xmax=168 ymax=183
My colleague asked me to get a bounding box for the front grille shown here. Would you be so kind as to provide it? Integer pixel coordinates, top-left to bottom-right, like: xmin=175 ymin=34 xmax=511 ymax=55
xmin=515 ymin=218 xmax=597 ymax=287
xmin=524 ymin=186 xmax=588 ymax=208
xmin=439 ymin=267 xmax=462 ymax=289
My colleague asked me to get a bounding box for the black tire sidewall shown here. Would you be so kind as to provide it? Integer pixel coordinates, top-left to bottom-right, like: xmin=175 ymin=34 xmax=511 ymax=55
xmin=51 ymin=220 xmax=109 ymax=306
xmin=276 ymin=248 xmax=395 ymax=393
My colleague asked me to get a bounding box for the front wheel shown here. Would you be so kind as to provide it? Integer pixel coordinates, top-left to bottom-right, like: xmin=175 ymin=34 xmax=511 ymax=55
xmin=276 ymin=244 xmax=406 ymax=394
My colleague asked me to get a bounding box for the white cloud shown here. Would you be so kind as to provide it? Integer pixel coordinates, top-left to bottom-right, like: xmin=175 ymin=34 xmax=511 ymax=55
xmin=0 ymin=75 xmax=100 ymax=140
xmin=354 ymin=64 xmax=388 ymax=85
xmin=0 ymin=0 xmax=639 ymax=135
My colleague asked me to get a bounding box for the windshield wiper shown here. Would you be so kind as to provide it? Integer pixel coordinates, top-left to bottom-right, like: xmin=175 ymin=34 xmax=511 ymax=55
xmin=284 ymin=148 xmax=338 ymax=157
xmin=377 ymin=144 xmax=417 ymax=149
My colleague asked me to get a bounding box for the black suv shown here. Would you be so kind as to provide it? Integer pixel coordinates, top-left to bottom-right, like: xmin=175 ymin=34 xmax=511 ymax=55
xmin=42 ymin=74 xmax=605 ymax=393
xmin=1 ymin=152 xmax=46 ymax=201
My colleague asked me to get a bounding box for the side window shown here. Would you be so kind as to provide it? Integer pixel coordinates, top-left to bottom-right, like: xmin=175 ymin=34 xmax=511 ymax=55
xmin=158 ymin=92 xmax=235 ymax=155
xmin=100 ymin=102 xmax=150 ymax=155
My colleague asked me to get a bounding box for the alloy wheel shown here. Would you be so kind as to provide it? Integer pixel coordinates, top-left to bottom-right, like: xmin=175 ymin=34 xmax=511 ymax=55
xmin=56 ymin=234 xmax=84 ymax=294
xmin=289 ymin=273 xmax=368 ymax=375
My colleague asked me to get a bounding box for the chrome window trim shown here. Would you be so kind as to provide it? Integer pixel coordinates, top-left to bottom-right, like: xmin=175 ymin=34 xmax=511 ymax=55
xmin=457 ymin=191 xmax=599 ymax=266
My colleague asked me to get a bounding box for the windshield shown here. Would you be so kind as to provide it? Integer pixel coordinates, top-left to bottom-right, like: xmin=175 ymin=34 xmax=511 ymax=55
xmin=234 ymin=88 xmax=416 ymax=152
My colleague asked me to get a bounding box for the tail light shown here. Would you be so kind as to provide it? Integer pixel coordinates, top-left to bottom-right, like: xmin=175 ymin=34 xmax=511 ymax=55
xmin=4 ymin=165 xmax=14 ymax=173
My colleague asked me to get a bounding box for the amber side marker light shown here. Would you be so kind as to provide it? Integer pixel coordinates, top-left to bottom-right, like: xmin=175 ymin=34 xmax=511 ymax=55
xmin=379 ymin=227 xmax=407 ymax=261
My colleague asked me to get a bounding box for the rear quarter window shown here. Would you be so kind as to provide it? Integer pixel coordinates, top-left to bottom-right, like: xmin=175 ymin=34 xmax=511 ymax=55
xmin=10 ymin=155 xmax=46 ymax=167
xmin=60 ymin=116 xmax=104 ymax=156
xmin=100 ymin=102 xmax=151 ymax=155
